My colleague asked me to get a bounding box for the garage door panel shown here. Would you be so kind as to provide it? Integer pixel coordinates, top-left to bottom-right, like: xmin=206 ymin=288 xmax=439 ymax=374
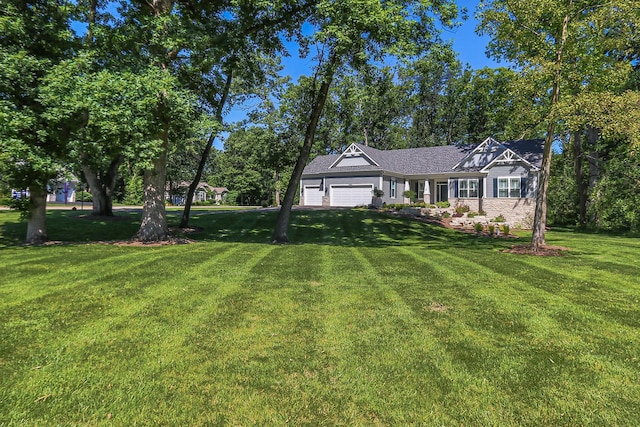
xmin=330 ymin=185 xmax=373 ymax=207
xmin=304 ymin=186 xmax=323 ymax=206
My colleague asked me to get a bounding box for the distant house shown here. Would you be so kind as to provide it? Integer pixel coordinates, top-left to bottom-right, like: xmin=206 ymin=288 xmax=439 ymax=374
xmin=47 ymin=179 xmax=80 ymax=203
xmin=166 ymin=181 xmax=228 ymax=205
xmin=11 ymin=177 xmax=80 ymax=204
xmin=300 ymin=137 xmax=544 ymax=226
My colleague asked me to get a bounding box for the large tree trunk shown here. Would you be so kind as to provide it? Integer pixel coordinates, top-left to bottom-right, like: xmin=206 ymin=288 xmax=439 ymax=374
xmin=81 ymin=154 xmax=124 ymax=216
xmin=573 ymin=131 xmax=587 ymax=226
xmin=531 ymin=7 xmax=570 ymax=251
xmin=26 ymin=185 xmax=48 ymax=245
xmin=272 ymin=61 xmax=336 ymax=243
xmin=136 ymin=135 xmax=169 ymax=242
xmin=180 ymin=69 xmax=233 ymax=228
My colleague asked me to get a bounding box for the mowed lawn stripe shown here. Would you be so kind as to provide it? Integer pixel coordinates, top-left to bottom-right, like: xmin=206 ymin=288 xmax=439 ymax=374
xmin=1 ymin=243 xmax=279 ymax=425
xmin=1 ymin=210 xmax=639 ymax=425
xmin=395 ymin=245 xmax=640 ymax=424
xmin=165 ymin=244 xmax=330 ymax=424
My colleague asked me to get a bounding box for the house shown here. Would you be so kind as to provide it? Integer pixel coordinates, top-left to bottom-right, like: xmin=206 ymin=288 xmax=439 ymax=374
xmin=11 ymin=177 xmax=80 ymax=204
xmin=47 ymin=179 xmax=80 ymax=203
xmin=300 ymin=137 xmax=544 ymax=227
xmin=166 ymin=181 xmax=228 ymax=205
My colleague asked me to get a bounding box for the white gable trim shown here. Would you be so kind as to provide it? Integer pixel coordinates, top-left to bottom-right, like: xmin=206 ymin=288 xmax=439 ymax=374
xmin=480 ymin=148 xmax=539 ymax=172
xmin=329 ymin=143 xmax=380 ymax=169
xmin=451 ymin=137 xmax=504 ymax=170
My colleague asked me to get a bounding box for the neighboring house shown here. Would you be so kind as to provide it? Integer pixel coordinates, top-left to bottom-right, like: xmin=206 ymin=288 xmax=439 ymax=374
xmin=11 ymin=178 xmax=80 ymax=204
xmin=166 ymin=181 xmax=228 ymax=205
xmin=300 ymin=137 xmax=544 ymax=226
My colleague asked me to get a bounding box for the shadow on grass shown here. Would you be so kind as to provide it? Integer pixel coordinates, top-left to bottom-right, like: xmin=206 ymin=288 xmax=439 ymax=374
xmin=183 ymin=209 xmax=515 ymax=251
xmin=1 ymin=208 xmax=517 ymax=251
xmin=0 ymin=210 xmax=141 ymax=248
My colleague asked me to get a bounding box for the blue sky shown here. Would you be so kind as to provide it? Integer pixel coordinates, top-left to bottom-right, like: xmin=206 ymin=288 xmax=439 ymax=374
xmin=219 ymin=0 xmax=501 ymax=147
xmin=275 ymin=0 xmax=500 ymax=84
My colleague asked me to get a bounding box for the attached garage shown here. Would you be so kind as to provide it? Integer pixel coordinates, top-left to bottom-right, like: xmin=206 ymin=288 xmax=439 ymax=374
xmin=303 ymin=185 xmax=323 ymax=206
xmin=330 ymin=184 xmax=373 ymax=207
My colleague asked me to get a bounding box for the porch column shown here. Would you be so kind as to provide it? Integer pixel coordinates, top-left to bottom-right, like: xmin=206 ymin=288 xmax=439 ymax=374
xmin=404 ymin=179 xmax=410 ymax=204
xmin=423 ymin=180 xmax=431 ymax=204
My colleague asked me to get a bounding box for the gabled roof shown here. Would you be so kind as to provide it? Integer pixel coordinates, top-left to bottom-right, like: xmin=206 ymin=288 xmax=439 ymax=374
xmin=303 ymin=143 xmax=474 ymax=176
xmin=329 ymin=143 xmax=380 ymax=168
xmin=452 ymin=137 xmax=543 ymax=172
xmin=302 ymin=138 xmax=544 ymax=177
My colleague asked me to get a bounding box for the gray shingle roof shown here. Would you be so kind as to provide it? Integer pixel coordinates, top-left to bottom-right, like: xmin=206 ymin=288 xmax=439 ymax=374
xmin=303 ymin=144 xmax=474 ymax=176
xmin=501 ymin=139 xmax=544 ymax=167
xmin=303 ymin=139 xmax=544 ymax=177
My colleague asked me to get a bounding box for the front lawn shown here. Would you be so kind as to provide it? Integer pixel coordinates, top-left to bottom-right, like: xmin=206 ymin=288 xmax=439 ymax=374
xmin=1 ymin=209 xmax=639 ymax=425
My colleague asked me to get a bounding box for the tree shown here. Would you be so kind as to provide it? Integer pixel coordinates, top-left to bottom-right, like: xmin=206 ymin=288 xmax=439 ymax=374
xmin=0 ymin=0 xmax=75 ymax=244
xmin=478 ymin=0 xmax=640 ymax=251
xmin=109 ymin=0 xmax=313 ymax=241
xmin=272 ymin=0 xmax=460 ymax=242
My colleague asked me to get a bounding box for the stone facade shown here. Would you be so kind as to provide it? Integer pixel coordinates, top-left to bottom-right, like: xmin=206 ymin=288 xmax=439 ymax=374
xmin=448 ymin=197 xmax=535 ymax=228
xmin=451 ymin=198 xmax=480 ymax=213
xmin=481 ymin=198 xmax=535 ymax=228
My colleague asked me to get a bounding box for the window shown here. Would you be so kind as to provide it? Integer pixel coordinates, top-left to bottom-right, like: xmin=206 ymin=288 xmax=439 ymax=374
xmin=498 ymin=177 xmax=521 ymax=198
xmin=390 ymin=178 xmax=397 ymax=198
xmin=458 ymin=179 xmax=479 ymax=198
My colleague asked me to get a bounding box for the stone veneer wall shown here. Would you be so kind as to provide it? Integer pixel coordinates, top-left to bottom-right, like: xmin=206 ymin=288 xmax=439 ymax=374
xmin=450 ymin=197 xmax=535 ymax=228
xmin=451 ymin=198 xmax=480 ymax=213
xmin=482 ymin=198 xmax=535 ymax=228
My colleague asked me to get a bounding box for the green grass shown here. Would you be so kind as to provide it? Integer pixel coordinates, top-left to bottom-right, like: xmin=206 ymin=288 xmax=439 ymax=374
xmin=1 ymin=209 xmax=639 ymax=425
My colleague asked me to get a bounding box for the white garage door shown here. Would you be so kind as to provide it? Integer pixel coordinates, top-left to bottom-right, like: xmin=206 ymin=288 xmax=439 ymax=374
xmin=330 ymin=185 xmax=373 ymax=207
xmin=303 ymin=186 xmax=323 ymax=206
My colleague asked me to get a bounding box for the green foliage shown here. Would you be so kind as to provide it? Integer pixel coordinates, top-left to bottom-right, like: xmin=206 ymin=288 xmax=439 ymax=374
xmin=402 ymin=190 xmax=416 ymax=201
xmin=488 ymin=224 xmax=495 ymax=235
xmin=548 ymin=151 xmax=579 ymax=226
xmin=455 ymin=204 xmax=470 ymax=214
xmin=213 ymin=127 xmax=287 ymax=206
xmin=123 ymin=175 xmax=144 ymax=205
xmin=503 ymin=224 xmax=510 ymax=235
xmin=590 ymin=153 xmax=640 ymax=232
xmin=435 ymin=201 xmax=450 ymax=208
xmin=0 ymin=0 xmax=75 ymax=191
xmin=76 ymin=191 xmax=92 ymax=202
xmin=473 ymin=222 xmax=484 ymax=233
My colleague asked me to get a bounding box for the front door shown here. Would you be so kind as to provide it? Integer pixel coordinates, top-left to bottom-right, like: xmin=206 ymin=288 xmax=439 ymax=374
xmin=436 ymin=182 xmax=448 ymax=203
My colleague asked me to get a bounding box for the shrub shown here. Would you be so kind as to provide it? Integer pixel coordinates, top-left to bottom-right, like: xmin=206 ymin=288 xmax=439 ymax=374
xmin=503 ymin=224 xmax=510 ymax=235
xmin=442 ymin=212 xmax=451 ymax=218
xmin=473 ymin=222 xmax=483 ymax=233
xmin=373 ymin=188 xmax=384 ymax=198
xmin=455 ymin=204 xmax=470 ymax=214
xmin=402 ymin=190 xmax=416 ymax=201
xmin=435 ymin=201 xmax=450 ymax=208
xmin=488 ymin=224 xmax=495 ymax=235
xmin=123 ymin=175 xmax=144 ymax=205
xmin=467 ymin=212 xmax=477 ymax=218
xmin=493 ymin=214 xmax=506 ymax=222
xmin=76 ymin=192 xmax=92 ymax=202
